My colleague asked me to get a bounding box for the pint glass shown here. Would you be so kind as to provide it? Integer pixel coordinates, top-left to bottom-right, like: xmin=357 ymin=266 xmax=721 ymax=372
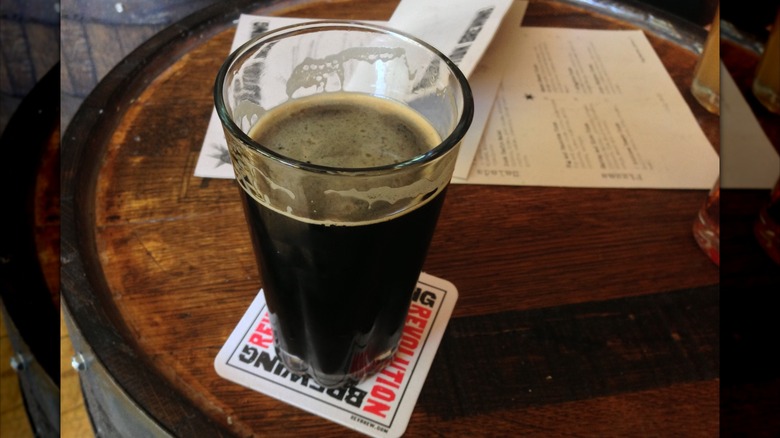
xmin=215 ymin=22 xmax=473 ymax=388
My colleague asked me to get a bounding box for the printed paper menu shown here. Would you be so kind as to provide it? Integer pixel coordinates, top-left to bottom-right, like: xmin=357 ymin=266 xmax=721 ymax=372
xmin=194 ymin=1 xmax=719 ymax=190
xmin=455 ymin=27 xmax=719 ymax=188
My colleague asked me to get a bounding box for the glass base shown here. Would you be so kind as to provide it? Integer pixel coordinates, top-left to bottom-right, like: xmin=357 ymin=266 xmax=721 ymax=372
xmin=276 ymin=345 xmax=398 ymax=389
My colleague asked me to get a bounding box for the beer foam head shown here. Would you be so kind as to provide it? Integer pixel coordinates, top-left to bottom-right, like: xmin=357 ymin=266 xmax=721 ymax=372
xmin=248 ymin=93 xmax=440 ymax=169
xmin=216 ymin=22 xmax=473 ymax=225
xmin=229 ymin=93 xmax=456 ymax=226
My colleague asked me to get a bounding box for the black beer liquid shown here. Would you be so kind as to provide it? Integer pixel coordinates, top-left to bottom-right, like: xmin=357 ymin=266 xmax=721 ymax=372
xmin=241 ymin=92 xmax=447 ymax=387
xmin=240 ymin=188 xmax=445 ymax=387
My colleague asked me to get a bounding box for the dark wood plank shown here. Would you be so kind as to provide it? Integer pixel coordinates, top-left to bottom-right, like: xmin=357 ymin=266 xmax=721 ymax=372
xmin=420 ymin=285 xmax=718 ymax=416
xmin=414 ymin=380 xmax=719 ymax=437
xmin=722 ymin=380 xmax=780 ymax=438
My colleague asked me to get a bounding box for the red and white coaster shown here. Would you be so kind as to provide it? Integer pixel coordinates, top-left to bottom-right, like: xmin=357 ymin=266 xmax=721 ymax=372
xmin=214 ymin=272 xmax=458 ymax=437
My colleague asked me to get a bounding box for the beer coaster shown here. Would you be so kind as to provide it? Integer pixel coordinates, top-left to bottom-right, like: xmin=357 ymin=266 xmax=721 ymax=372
xmin=214 ymin=272 xmax=458 ymax=437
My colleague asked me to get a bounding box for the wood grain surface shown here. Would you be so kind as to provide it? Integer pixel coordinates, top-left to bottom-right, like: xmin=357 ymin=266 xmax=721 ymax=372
xmin=61 ymin=0 xmax=726 ymax=436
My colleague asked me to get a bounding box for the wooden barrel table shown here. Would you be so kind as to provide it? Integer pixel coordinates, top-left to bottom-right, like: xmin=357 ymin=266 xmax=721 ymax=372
xmin=61 ymin=0 xmax=726 ymax=436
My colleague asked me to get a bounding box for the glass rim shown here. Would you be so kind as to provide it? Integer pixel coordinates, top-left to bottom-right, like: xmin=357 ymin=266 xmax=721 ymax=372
xmin=214 ymin=20 xmax=474 ymax=175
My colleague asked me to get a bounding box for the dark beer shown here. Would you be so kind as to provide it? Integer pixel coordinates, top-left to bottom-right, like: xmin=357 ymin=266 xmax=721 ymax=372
xmin=242 ymin=92 xmax=446 ymax=387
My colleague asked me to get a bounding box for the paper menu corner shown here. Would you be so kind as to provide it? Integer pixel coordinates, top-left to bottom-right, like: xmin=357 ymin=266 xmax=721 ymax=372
xmin=449 ymin=0 xmax=530 ymax=180
xmin=388 ymin=0 xmax=516 ymax=79
xmin=194 ymin=14 xmax=310 ymax=180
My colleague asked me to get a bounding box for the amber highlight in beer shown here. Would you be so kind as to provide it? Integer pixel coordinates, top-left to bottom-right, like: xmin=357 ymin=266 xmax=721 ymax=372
xmin=691 ymin=6 xmax=720 ymax=115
